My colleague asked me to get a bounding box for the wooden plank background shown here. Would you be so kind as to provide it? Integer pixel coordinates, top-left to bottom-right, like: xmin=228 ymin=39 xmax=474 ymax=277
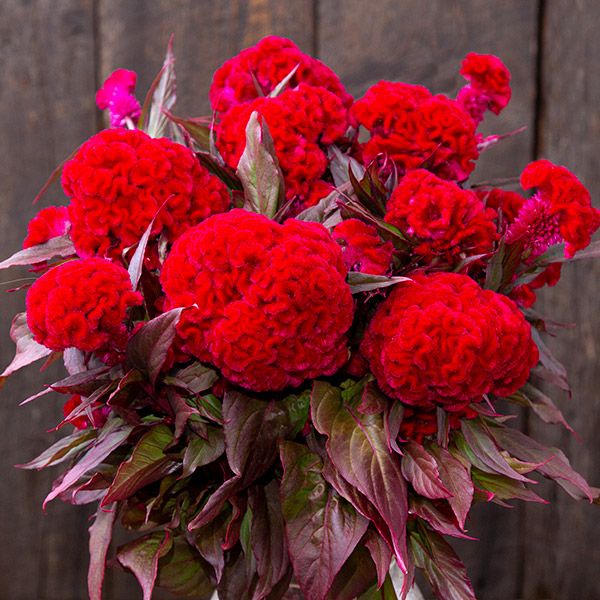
xmin=0 ymin=0 xmax=597 ymax=598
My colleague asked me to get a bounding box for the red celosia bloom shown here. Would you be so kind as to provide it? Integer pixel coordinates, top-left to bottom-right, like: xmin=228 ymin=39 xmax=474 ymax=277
xmin=96 ymin=69 xmax=141 ymax=128
xmin=332 ymin=219 xmax=394 ymax=274
xmin=23 ymin=206 xmax=70 ymax=248
xmin=457 ymin=53 xmax=511 ymax=124
xmin=476 ymin=188 xmax=524 ymax=225
xmin=385 ymin=170 xmax=497 ymax=263
xmin=26 ymin=258 xmax=142 ymax=353
xmin=361 ymin=273 xmax=538 ymax=411
xmin=511 ymin=263 xmax=562 ymax=308
xmin=160 ymin=210 xmax=354 ymax=391
xmin=216 ymin=84 xmax=349 ymax=208
xmin=399 ymin=406 xmax=478 ymax=444
xmin=506 ymin=160 xmax=600 ymax=259
xmin=209 ymin=36 xmax=353 ymax=113
xmin=62 ymin=129 xmax=230 ymax=258
xmin=351 ymin=81 xmax=479 ymax=181
xmin=62 ymin=394 xmax=109 ymax=430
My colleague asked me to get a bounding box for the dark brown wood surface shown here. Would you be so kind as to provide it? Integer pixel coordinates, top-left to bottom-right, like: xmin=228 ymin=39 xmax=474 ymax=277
xmin=0 ymin=1 xmax=597 ymax=598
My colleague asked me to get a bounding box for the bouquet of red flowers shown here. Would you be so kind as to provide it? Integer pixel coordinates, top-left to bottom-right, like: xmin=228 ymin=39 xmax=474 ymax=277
xmin=2 ymin=36 xmax=598 ymax=600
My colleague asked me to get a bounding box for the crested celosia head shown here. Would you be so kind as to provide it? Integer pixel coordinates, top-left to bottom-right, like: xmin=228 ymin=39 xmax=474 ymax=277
xmin=209 ymin=36 xmax=353 ymax=112
xmin=160 ymin=209 xmax=354 ymax=391
xmin=385 ymin=170 xmax=498 ymax=264
xmin=506 ymin=159 xmax=600 ymax=259
xmin=62 ymin=129 xmax=230 ymax=259
xmin=26 ymin=258 xmax=142 ymax=354
xmin=332 ymin=219 xmax=394 ymax=275
xmin=476 ymin=187 xmax=525 ymax=225
xmin=361 ymin=272 xmax=538 ymax=411
xmin=96 ymin=69 xmax=141 ymax=128
xmin=216 ymin=84 xmax=349 ymax=209
xmin=457 ymin=53 xmax=511 ymax=124
xmin=351 ymin=81 xmax=479 ymax=181
xmin=23 ymin=206 xmax=70 ymax=248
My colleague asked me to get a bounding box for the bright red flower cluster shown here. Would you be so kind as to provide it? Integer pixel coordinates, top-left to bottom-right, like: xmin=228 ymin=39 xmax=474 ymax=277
xmin=62 ymin=129 xmax=230 ymax=258
xmin=476 ymin=187 xmax=524 ymax=225
xmin=26 ymin=258 xmax=142 ymax=354
xmin=216 ymin=83 xmax=349 ymax=208
xmin=457 ymin=53 xmax=511 ymax=124
xmin=209 ymin=36 xmax=352 ymax=113
xmin=160 ymin=210 xmax=354 ymax=391
xmin=361 ymin=273 xmax=538 ymax=411
xmin=508 ymin=159 xmax=600 ymax=258
xmin=23 ymin=206 xmax=70 ymax=248
xmin=332 ymin=218 xmax=394 ymax=274
xmin=351 ymin=82 xmax=479 ymax=181
xmin=385 ymin=170 xmax=497 ymax=263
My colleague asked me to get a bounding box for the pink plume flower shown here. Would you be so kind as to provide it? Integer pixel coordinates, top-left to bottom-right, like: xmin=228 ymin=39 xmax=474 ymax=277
xmin=96 ymin=69 xmax=141 ymax=128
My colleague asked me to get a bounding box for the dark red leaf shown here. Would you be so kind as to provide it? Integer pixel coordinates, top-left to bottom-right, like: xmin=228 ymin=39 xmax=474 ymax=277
xmin=470 ymin=469 xmax=547 ymax=504
xmin=0 ymin=235 xmax=74 ymax=270
xmin=326 ymin=545 xmax=377 ymax=600
xmin=88 ymin=502 xmax=117 ymax=600
xmin=182 ymin=426 xmax=225 ymax=477
xmin=311 ymin=381 xmax=408 ymax=572
xmin=401 ymin=441 xmax=451 ymax=500
xmin=363 ymin=529 xmax=393 ymax=588
xmin=409 ymin=497 xmax=476 ymax=540
xmin=280 ymin=441 xmax=369 ymax=600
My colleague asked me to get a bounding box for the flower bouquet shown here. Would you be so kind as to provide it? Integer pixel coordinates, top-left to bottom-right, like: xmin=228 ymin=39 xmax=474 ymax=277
xmin=2 ymin=36 xmax=599 ymax=600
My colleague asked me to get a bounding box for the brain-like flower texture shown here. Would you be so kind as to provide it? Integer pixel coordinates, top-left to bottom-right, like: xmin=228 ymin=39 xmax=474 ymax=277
xmin=506 ymin=159 xmax=600 ymax=259
xmin=385 ymin=170 xmax=498 ymax=264
xmin=26 ymin=258 xmax=142 ymax=354
xmin=217 ymin=84 xmax=349 ymax=208
xmin=23 ymin=206 xmax=70 ymax=248
xmin=351 ymin=81 xmax=479 ymax=181
xmin=62 ymin=129 xmax=230 ymax=259
xmin=457 ymin=53 xmax=511 ymax=124
xmin=361 ymin=272 xmax=538 ymax=411
xmin=332 ymin=219 xmax=394 ymax=275
xmin=209 ymin=35 xmax=353 ymax=112
xmin=160 ymin=209 xmax=354 ymax=391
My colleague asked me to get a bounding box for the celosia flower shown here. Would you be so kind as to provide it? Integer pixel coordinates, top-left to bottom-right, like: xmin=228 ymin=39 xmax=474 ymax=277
xmin=96 ymin=69 xmax=142 ymax=128
xmin=361 ymin=273 xmax=538 ymax=411
xmin=23 ymin=206 xmax=70 ymax=248
xmin=399 ymin=406 xmax=478 ymax=444
xmin=476 ymin=188 xmax=524 ymax=225
xmin=26 ymin=258 xmax=142 ymax=353
xmin=62 ymin=394 xmax=109 ymax=430
xmin=160 ymin=209 xmax=354 ymax=391
xmin=506 ymin=160 xmax=600 ymax=258
xmin=209 ymin=36 xmax=353 ymax=112
xmin=332 ymin=219 xmax=394 ymax=274
xmin=351 ymin=81 xmax=479 ymax=181
xmin=457 ymin=53 xmax=511 ymax=124
xmin=62 ymin=129 xmax=230 ymax=258
xmin=216 ymin=84 xmax=349 ymax=209
xmin=511 ymin=263 xmax=562 ymax=308
xmin=385 ymin=170 xmax=497 ymax=264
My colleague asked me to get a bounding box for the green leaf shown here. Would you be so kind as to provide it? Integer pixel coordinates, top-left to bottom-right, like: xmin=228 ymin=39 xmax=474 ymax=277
xmin=310 ymin=381 xmax=408 ymax=572
xmin=280 ymin=441 xmax=369 ymax=600
xmin=282 ymin=390 xmax=310 ymax=437
xmin=236 ymin=111 xmax=284 ymax=219
xmin=103 ymin=425 xmax=178 ymax=504
xmin=118 ymin=531 xmax=173 ymax=600
xmin=165 ymin=362 xmax=219 ymax=395
xmin=156 ymin=537 xmax=214 ymax=598
xmin=470 ymin=469 xmax=547 ymax=504
xmin=163 ymin=112 xmax=211 ymax=151
xmin=182 ymin=426 xmax=225 ymax=477
xmin=347 ymin=272 xmax=411 ymax=294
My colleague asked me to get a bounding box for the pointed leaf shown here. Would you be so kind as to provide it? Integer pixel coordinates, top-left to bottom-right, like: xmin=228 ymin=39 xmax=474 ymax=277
xmin=88 ymin=502 xmax=117 ymax=600
xmin=144 ymin=36 xmax=176 ymax=138
xmin=409 ymin=497 xmax=476 ymax=540
xmin=328 ymin=145 xmax=366 ymax=187
xmin=347 ymin=272 xmax=411 ymax=294
xmin=280 ymin=441 xmax=369 ymax=600
xmin=521 ymin=383 xmax=574 ymax=432
xmin=127 ymin=307 xmax=184 ymax=385
xmin=236 ymin=111 xmax=284 ymax=219
xmin=18 ymin=429 xmax=96 ymax=470
xmin=118 ymin=531 xmax=173 ymax=600
xmin=1 ymin=313 xmax=52 ymax=380
xmin=0 ymin=235 xmax=74 ymax=270
xmin=103 ymin=425 xmax=178 ymax=504
xmin=326 ymin=545 xmax=378 ymax=600
xmin=269 ymin=64 xmax=300 ymax=97
xmin=311 ymin=381 xmax=408 ymax=571
xmin=165 ymin=362 xmax=219 ymax=395
xmin=182 ymin=427 xmax=225 ymax=477
xmin=401 ymin=441 xmax=452 ymax=500
xmin=163 ymin=112 xmax=211 ymax=151
xmin=363 ymin=529 xmax=393 ymax=589
xmin=471 ymin=469 xmax=547 ymax=504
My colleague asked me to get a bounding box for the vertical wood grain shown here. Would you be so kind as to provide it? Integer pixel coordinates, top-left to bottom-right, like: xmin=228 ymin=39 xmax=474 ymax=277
xmin=521 ymin=1 xmax=600 ymax=598
xmin=0 ymin=1 xmax=97 ymax=599
xmin=317 ymin=2 xmax=539 ymax=598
